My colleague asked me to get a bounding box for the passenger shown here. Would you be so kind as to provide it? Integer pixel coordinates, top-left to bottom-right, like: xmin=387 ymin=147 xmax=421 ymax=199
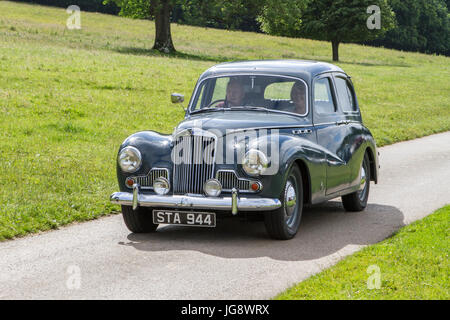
xmin=290 ymin=81 xmax=307 ymax=115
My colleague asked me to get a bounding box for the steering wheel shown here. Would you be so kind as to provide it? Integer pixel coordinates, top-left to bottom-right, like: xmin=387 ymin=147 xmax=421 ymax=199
xmin=204 ymin=99 xmax=226 ymax=109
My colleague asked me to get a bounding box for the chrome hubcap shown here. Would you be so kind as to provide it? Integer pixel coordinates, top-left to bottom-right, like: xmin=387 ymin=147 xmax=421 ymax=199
xmin=359 ymin=166 xmax=366 ymax=191
xmin=284 ymin=180 xmax=297 ymax=217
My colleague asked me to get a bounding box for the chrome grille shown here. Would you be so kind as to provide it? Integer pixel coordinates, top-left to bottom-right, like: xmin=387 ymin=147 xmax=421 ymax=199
xmin=130 ymin=168 xmax=168 ymax=189
xmin=217 ymin=170 xmax=251 ymax=192
xmin=173 ymin=131 xmax=216 ymax=194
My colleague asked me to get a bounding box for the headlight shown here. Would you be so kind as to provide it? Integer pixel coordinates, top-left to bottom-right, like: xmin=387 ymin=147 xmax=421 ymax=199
xmin=118 ymin=146 xmax=142 ymax=173
xmin=242 ymin=149 xmax=269 ymax=176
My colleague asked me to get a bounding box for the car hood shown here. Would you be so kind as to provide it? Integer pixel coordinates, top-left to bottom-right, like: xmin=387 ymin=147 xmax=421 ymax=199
xmin=176 ymin=110 xmax=310 ymax=135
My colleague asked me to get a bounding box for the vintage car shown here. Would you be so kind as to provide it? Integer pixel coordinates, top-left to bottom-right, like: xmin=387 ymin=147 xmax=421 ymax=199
xmin=110 ymin=60 xmax=379 ymax=240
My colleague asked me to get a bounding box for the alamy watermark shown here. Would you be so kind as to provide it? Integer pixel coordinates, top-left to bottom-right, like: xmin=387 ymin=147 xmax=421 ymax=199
xmin=367 ymin=264 xmax=381 ymax=289
xmin=66 ymin=5 xmax=81 ymax=30
xmin=367 ymin=5 xmax=381 ymax=30
xmin=66 ymin=265 xmax=81 ymax=290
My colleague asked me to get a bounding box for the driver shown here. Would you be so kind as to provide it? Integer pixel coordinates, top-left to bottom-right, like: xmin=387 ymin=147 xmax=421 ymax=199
xmin=225 ymin=78 xmax=245 ymax=107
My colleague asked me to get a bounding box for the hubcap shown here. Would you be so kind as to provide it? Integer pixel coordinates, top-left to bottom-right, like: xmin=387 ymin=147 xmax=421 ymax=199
xmin=285 ymin=180 xmax=297 ymax=216
xmin=357 ymin=161 xmax=368 ymax=201
xmin=359 ymin=166 xmax=366 ymax=191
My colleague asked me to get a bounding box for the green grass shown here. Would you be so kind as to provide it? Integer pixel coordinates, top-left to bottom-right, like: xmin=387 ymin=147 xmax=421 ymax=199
xmin=275 ymin=205 xmax=450 ymax=299
xmin=0 ymin=1 xmax=449 ymax=240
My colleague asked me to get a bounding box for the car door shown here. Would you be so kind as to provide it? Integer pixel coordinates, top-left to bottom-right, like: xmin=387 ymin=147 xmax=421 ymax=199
xmin=313 ymin=74 xmax=351 ymax=195
xmin=332 ymin=73 xmax=364 ymax=188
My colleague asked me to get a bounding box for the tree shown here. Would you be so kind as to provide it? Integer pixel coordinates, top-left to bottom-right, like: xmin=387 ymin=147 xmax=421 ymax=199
xmin=106 ymin=0 xmax=176 ymax=53
xmin=257 ymin=0 xmax=308 ymax=37
xmin=369 ymin=0 xmax=449 ymax=55
xmin=177 ymin=0 xmax=264 ymax=32
xmin=300 ymin=0 xmax=395 ymax=61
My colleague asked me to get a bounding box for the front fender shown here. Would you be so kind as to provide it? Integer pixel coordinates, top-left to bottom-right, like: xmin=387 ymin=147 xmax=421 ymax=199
xmin=246 ymin=134 xmax=327 ymax=202
xmin=116 ymin=131 xmax=173 ymax=191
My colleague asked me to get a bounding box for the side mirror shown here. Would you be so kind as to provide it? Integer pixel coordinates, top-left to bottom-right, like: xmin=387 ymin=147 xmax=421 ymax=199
xmin=171 ymin=93 xmax=184 ymax=104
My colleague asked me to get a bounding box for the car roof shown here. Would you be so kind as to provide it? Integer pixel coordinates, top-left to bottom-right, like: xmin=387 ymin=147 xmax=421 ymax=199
xmin=199 ymin=60 xmax=346 ymax=83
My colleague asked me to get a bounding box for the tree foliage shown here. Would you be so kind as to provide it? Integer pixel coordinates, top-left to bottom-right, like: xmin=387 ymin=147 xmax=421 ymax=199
xmin=300 ymin=0 xmax=395 ymax=61
xmin=257 ymin=0 xmax=308 ymax=37
xmin=370 ymin=0 xmax=449 ymax=55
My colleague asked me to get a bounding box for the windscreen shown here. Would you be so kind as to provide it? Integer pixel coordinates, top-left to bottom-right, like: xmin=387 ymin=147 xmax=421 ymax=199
xmin=190 ymin=75 xmax=308 ymax=116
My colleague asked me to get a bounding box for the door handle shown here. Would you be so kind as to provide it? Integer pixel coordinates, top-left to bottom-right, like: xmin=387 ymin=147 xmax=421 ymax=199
xmin=336 ymin=120 xmax=349 ymax=126
xmin=292 ymin=129 xmax=312 ymax=134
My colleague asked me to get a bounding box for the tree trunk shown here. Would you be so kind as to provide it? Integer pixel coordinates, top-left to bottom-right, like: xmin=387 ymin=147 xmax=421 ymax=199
xmin=332 ymin=40 xmax=339 ymax=62
xmin=153 ymin=0 xmax=175 ymax=53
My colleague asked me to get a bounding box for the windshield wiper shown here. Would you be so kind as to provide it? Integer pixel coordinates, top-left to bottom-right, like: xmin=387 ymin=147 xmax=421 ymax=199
xmin=229 ymin=106 xmax=273 ymax=112
xmin=192 ymin=106 xmax=230 ymax=114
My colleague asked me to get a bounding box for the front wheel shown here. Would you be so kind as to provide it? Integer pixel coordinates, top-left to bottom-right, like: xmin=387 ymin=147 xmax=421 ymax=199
xmin=342 ymin=152 xmax=371 ymax=212
xmin=264 ymin=164 xmax=303 ymax=240
xmin=121 ymin=205 xmax=158 ymax=233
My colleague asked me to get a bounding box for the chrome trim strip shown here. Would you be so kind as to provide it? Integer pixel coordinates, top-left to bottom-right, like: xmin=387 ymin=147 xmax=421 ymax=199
xmin=110 ymin=192 xmax=281 ymax=212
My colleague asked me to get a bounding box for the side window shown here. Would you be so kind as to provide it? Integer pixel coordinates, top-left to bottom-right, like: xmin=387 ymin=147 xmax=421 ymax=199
xmin=314 ymin=77 xmax=336 ymax=114
xmin=335 ymin=76 xmax=356 ymax=112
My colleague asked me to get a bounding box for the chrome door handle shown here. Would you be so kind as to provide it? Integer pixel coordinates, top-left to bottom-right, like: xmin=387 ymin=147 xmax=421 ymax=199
xmin=336 ymin=120 xmax=348 ymax=125
xmin=292 ymin=129 xmax=312 ymax=134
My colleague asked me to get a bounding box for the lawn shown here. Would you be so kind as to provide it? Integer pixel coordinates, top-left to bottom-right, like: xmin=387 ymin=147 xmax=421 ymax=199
xmin=275 ymin=205 xmax=450 ymax=299
xmin=0 ymin=1 xmax=449 ymax=240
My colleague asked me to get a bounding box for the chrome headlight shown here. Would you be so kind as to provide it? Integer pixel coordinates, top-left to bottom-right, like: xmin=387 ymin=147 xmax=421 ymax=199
xmin=118 ymin=146 xmax=142 ymax=173
xmin=242 ymin=149 xmax=269 ymax=176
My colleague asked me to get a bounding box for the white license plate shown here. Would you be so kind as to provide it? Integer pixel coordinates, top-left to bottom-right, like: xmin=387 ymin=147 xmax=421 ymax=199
xmin=152 ymin=210 xmax=216 ymax=227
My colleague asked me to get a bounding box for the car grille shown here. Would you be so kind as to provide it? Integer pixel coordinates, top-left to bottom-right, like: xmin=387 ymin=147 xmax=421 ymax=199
xmin=216 ymin=170 xmax=251 ymax=192
xmin=131 ymin=168 xmax=168 ymax=189
xmin=172 ymin=131 xmax=216 ymax=194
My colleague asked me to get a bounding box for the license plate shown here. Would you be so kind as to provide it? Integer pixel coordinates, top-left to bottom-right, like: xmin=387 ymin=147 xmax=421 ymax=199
xmin=152 ymin=210 xmax=216 ymax=227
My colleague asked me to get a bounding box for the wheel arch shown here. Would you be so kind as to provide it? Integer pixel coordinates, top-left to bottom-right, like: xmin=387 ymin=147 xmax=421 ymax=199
xmin=365 ymin=147 xmax=377 ymax=184
xmin=294 ymin=158 xmax=312 ymax=205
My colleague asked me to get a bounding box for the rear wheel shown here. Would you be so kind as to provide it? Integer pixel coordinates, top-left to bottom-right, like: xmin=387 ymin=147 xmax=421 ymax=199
xmin=342 ymin=152 xmax=371 ymax=212
xmin=264 ymin=164 xmax=303 ymax=240
xmin=121 ymin=205 xmax=158 ymax=233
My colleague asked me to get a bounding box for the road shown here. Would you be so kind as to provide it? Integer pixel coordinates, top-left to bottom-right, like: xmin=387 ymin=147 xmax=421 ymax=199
xmin=1 ymin=131 xmax=449 ymax=299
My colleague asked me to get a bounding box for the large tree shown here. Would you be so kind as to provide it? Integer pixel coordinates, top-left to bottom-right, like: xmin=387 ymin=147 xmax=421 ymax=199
xmin=106 ymin=0 xmax=176 ymax=53
xmin=301 ymin=0 xmax=395 ymax=61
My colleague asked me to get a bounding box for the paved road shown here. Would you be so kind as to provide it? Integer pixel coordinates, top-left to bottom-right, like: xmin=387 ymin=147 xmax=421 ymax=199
xmin=1 ymin=132 xmax=449 ymax=299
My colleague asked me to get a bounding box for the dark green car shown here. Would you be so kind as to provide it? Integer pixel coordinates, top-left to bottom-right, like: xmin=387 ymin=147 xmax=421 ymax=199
xmin=110 ymin=60 xmax=379 ymax=240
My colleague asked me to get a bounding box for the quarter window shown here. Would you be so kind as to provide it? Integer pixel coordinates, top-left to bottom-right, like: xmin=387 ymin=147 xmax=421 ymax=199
xmin=314 ymin=78 xmax=335 ymax=114
xmin=335 ymin=77 xmax=356 ymax=112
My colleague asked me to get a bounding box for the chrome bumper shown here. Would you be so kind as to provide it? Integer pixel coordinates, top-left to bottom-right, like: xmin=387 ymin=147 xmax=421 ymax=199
xmin=110 ymin=186 xmax=281 ymax=214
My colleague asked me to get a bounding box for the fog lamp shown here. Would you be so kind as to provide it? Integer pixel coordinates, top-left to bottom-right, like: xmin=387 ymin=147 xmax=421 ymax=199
xmin=204 ymin=179 xmax=222 ymax=197
xmin=153 ymin=177 xmax=170 ymax=195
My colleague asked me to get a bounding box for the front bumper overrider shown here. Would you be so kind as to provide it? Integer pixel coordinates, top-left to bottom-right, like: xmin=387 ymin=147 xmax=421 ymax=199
xmin=110 ymin=185 xmax=281 ymax=215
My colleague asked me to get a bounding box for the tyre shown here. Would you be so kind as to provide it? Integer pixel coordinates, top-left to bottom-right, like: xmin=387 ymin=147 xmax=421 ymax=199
xmin=121 ymin=205 xmax=159 ymax=233
xmin=264 ymin=164 xmax=303 ymax=240
xmin=342 ymin=152 xmax=371 ymax=212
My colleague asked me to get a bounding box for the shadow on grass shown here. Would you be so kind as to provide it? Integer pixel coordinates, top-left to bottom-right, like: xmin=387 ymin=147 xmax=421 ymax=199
xmin=112 ymin=46 xmax=235 ymax=63
xmin=112 ymin=46 xmax=412 ymax=68
xmin=118 ymin=201 xmax=405 ymax=262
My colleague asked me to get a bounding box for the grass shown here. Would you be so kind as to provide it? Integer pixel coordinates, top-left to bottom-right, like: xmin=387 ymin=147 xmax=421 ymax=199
xmin=275 ymin=205 xmax=450 ymax=299
xmin=0 ymin=1 xmax=449 ymax=240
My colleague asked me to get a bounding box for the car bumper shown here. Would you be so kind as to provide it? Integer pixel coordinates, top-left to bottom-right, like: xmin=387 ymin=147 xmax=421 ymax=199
xmin=110 ymin=187 xmax=281 ymax=214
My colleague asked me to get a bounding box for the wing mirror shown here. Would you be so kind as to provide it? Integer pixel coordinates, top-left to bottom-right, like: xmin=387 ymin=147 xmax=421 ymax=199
xmin=171 ymin=93 xmax=184 ymax=104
